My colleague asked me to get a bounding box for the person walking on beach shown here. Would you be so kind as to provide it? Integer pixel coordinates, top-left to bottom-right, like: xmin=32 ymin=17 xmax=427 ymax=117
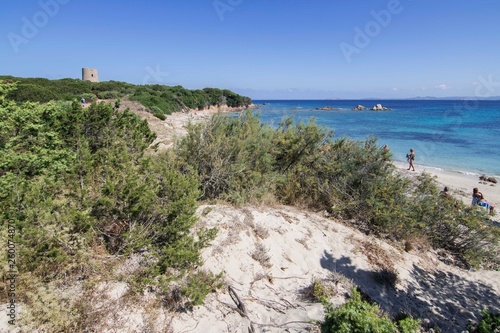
xmin=406 ymin=148 xmax=415 ymax=171
xmin=472 ymin=187 xmax=495 ymax=215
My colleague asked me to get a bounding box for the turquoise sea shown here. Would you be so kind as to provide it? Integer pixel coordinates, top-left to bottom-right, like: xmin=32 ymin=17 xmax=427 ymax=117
xmin=251 ymin=100 xmax=500 ymax=177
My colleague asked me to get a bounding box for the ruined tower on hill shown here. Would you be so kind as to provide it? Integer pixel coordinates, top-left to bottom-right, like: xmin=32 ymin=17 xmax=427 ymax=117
xmin=82 ymin=68 xmax=98 ymax=82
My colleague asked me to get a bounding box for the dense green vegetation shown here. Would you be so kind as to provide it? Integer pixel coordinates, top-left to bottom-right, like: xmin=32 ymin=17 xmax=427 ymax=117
xmin=471 ymin=309 xmax=500 ymax=333
xmin=322 ymin=288 xmax=420 ymax=333
xmin=0 ymin=76 xmax=252 ymax=114
xmin=0 ymin=82 xmax=218 ymax=331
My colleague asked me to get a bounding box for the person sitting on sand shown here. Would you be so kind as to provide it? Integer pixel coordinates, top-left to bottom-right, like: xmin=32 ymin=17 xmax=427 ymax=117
xmin=406 ymin=148 xmax=415 ymax=171
xmin=472 ymin=187 xmax=494 ymax=214
xmin=440 ymin=186 xmax=450 ymax=197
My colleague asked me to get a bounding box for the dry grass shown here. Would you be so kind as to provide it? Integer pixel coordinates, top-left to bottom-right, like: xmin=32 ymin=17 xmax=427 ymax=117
xmin=356 ymin=240 xmax=399 ymax=288
xmin=280 ymin=212 xmax=300 ymax=224
xmin=253 ymin=223 xmax=270 ymax=239
xmin=250 ymin=242 xmax=272 ymax=268
xmin=295 ymin=237 xmax=310 ymax=249
xmin=295 ymin=227 xmax=313 ymax=249
xmin=360 ymin=240 xmax=394 ymax=272
xmin=329 ymin=271 xmax=355 ymax=291
xmin=242 ymin=207 xmax=270 ymax=239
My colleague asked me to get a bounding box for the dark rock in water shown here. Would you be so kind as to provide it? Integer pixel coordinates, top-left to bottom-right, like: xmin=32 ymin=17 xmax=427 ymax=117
xmin=315 ymin=106 xmax=337 ymax=110
xmin=488 ymin=177 xmax=497 ymax=184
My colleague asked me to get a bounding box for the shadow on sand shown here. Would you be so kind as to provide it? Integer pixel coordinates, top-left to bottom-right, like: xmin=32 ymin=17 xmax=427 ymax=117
xmin=321 ymin=251 xmax=500 ymax=332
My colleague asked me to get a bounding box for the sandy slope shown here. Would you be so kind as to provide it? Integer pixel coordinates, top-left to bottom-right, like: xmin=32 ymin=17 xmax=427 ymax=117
xmin=172 ymin=205 xmax=500 ymax=333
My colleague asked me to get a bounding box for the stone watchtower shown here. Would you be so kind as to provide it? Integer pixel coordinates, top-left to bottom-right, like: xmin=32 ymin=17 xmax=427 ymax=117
xmin=82 ymin=68 xmax=98 ymax=82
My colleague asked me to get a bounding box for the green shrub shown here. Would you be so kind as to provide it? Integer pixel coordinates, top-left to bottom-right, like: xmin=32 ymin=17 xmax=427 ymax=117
xmin=310 ymin=278 xmax=337 ymax=304
xmin=150 ymin=106 xmax=166 ymax=120
xmin=6 ymin=83 xmax=59 ymax=102
xmin=471 ymin=309 xmax=500 ymax=332
xmin=153 ymin=111 xmax=166 ymax=120
xmin=395 ymin=313 xmax=421 ymax=333
xmin=321 ymin=288 xmax=420 ymax=333
xmin=180 ymin=270 xmax=223 ymax=309
xmin=95 ymin=90 xmax=120 ymax=99
xmin=176 ymin=111 xmax=275 ymax=204
xmin=321 ymin=288 xmax=400 ymax=333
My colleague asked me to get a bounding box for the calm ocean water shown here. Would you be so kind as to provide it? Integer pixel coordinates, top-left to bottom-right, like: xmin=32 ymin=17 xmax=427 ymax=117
xmin=250 ymin=100 xmax=500 ymax=176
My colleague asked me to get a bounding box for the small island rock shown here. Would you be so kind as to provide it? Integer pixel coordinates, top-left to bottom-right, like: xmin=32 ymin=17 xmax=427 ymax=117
xmin=370 ymin=104 xmax=391 ymax=111
xmin=315 ymin=106 xmax=337 ymax=111
xmin=352 ymin=104 xmax=367 ymax=111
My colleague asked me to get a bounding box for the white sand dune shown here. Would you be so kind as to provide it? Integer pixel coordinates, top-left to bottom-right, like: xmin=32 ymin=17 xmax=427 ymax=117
xmin=171 ymin=204 xmax=500 ymax=333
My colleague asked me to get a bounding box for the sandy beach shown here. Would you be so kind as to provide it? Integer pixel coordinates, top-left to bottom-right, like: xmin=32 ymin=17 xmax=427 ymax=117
xmin=393 ymin=160 xmax=499 ymax=218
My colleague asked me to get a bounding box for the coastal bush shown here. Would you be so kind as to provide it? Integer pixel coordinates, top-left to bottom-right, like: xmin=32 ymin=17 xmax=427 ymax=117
xmin=471 ymin=309 xmax=500 ymax=333
xmin=179 ymin=270 xmax=223 ymax=309
xmin=310 ymin=279 xmax=337 ymax=303
xmin=0 ymin=83 xmax=219 ymax=328
xmin=130 ymin=84 xmax=251 ymax=115
xmin=153 ymin=111 xmax=166 ymax=120
xmin=6 ymin=83 xmax=59 ymax=102
xmin=95 ymin=90 xmax=120 ymax=99
xmin=150 ymin=106 xmax=167 ymax=120
xmin=176 ymin=111 xmax=275 ymax=204
xmin=270 ymin=117 xmax=333 ymax=206
xmin=321 ymin=288 xmax=420 ymax=333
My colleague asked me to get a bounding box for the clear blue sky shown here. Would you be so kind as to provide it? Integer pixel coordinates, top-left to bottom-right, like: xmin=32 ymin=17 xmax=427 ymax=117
xmin=1 ymin=0 xmax=500 ymax=99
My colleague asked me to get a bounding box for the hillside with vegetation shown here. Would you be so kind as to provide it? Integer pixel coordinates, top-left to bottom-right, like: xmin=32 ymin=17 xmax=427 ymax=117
xmin=0 ymin=76 xmax=252 ymax=116
xmin=0 ymin=79 xmax=499 ymax=332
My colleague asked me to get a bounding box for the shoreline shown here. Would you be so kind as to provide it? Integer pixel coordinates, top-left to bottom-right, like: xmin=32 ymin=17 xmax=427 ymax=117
xmin=393 ymin=160 xmax=499 ymax=215
xmin=392 ymin=157 xmax=500 ymax=179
